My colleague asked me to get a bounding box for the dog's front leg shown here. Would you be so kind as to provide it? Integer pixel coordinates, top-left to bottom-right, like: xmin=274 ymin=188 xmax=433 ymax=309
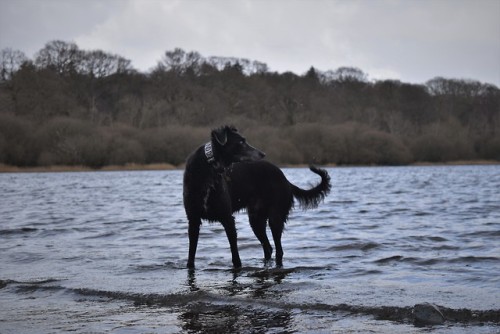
xmin=187 ymin=217 xmax=202 ymax=269
xmin=222 ymin=216 xmax=242 ymax=269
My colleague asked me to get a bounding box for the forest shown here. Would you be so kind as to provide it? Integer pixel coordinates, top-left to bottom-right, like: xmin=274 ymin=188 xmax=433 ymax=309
xmin=0 ymin=40 xmax=499 ymax=168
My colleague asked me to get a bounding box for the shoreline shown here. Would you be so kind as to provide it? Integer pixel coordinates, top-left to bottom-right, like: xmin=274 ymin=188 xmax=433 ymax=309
xmin=0 ymin=160 xmax=499 ymax=173
xmin=0 ymin=163 xmax=179 ymax=173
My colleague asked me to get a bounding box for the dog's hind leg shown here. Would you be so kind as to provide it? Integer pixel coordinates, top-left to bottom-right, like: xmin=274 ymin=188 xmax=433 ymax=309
xmin=222 ymin=216 xmax=242 ymax=268
xmin=269 ymin=217 xmax=285 ymax=267
xmin=248 ymin=211 xmax=273 ymax=262
xmin=187 ymin=217 xmax=201 ymax=269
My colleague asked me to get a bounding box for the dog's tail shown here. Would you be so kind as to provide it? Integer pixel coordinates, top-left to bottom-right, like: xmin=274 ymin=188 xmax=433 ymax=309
xmin=291 ymin=166 xmax=331 ymax=210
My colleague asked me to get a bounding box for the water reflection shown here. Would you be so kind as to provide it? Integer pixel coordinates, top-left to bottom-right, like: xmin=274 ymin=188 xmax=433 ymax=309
xmin=187 ymin=269 xmax=199 ymax=292
xmin=181 ymin=268 xmax=294 ymax=333
xmin=179 ymin=302 xmax=293 ymax=333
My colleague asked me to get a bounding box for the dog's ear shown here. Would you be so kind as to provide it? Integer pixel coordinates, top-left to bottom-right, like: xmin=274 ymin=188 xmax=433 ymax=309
xmin=212 ymin=127 xmax=228 ymax=146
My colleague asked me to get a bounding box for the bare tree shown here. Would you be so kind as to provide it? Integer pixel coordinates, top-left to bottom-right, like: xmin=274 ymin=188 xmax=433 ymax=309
xmin=332 ymin=66 xmax=368 ymax=83
xmin=78 ymin=50 xmax=133 ymax=78
xmin=0 ymin=48 xmax=28 ymax=81
xmin=34 ymin=40 xmax=81 ymax=75
xmin=158 ymin=48 xmax=202 ymax=75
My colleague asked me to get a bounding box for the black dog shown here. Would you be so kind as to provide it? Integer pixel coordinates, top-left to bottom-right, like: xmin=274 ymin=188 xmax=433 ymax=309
xmin=183 ymin=126 xmax=331 ymax=268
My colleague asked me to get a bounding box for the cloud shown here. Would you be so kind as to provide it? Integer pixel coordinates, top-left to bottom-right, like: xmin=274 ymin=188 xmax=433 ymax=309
xmin=73 ymin=0 xmax=367 ymax=73
xmin=0 ymin=0 xmax=123 ymax=57
xmin=1 ymin=0 xmax=499 ymax=85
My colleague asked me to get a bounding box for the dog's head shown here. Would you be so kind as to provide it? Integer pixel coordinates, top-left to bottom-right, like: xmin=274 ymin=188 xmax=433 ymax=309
xmin=211 ymin=126 xmax=265 ymax=166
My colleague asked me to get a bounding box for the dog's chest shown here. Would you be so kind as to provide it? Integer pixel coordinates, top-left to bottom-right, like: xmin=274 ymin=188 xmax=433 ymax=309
xmin=201 ymin=176 xmax=231 ymax=216
xmin=202 ymin=184 xmax=213 ymax=213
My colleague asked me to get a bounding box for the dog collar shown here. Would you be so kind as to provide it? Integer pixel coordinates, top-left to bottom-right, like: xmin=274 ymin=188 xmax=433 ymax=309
xmin=204 ymin=142 xmax=215 ymax=164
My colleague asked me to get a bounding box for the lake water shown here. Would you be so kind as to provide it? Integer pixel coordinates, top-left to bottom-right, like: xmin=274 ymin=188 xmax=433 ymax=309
xmin=1 ymin=165 xmax=499 ymax=333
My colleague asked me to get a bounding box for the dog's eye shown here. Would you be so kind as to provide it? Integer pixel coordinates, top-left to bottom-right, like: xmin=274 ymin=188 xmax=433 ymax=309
xmin=239 ymin=140 xmax=245 ymax=145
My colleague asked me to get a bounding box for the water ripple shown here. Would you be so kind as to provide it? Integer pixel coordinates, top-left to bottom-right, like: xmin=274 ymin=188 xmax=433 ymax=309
xmin=1 ymin=166 xmax=499 ymax=332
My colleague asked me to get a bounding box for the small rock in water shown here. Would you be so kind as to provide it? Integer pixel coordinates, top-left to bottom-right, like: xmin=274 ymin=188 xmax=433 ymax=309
xmin=413 ymin=303 xmax=445 ymax=325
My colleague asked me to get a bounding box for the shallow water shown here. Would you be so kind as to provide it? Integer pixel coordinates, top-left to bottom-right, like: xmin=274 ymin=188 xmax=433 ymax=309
xmin=1 ymin=165 xmax=499 ymax=333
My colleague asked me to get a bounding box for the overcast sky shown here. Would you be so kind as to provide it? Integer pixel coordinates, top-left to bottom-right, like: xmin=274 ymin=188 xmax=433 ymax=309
xmin=1 ymin=0 xmax=499 ymax=86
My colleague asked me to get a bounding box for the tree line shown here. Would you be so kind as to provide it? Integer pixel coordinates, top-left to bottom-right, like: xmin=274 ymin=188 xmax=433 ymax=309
xmin=0 ymin=40 xmax=499 ymax=168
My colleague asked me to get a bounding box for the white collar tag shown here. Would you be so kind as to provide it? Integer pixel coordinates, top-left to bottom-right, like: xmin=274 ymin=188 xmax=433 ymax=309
xmin=204 ymin=142 xmax=215 ymax=163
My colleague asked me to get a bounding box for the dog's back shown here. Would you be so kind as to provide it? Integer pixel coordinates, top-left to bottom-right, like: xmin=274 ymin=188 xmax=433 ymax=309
xmin=229 ymin=161 xmax=293 ymax=219
xmin=229 ymin=160 xmax=331 ymax=214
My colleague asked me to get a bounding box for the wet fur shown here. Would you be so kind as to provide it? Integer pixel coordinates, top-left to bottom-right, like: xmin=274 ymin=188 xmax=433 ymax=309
xmin=183 ymin=126 xmax=331 ymax=268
